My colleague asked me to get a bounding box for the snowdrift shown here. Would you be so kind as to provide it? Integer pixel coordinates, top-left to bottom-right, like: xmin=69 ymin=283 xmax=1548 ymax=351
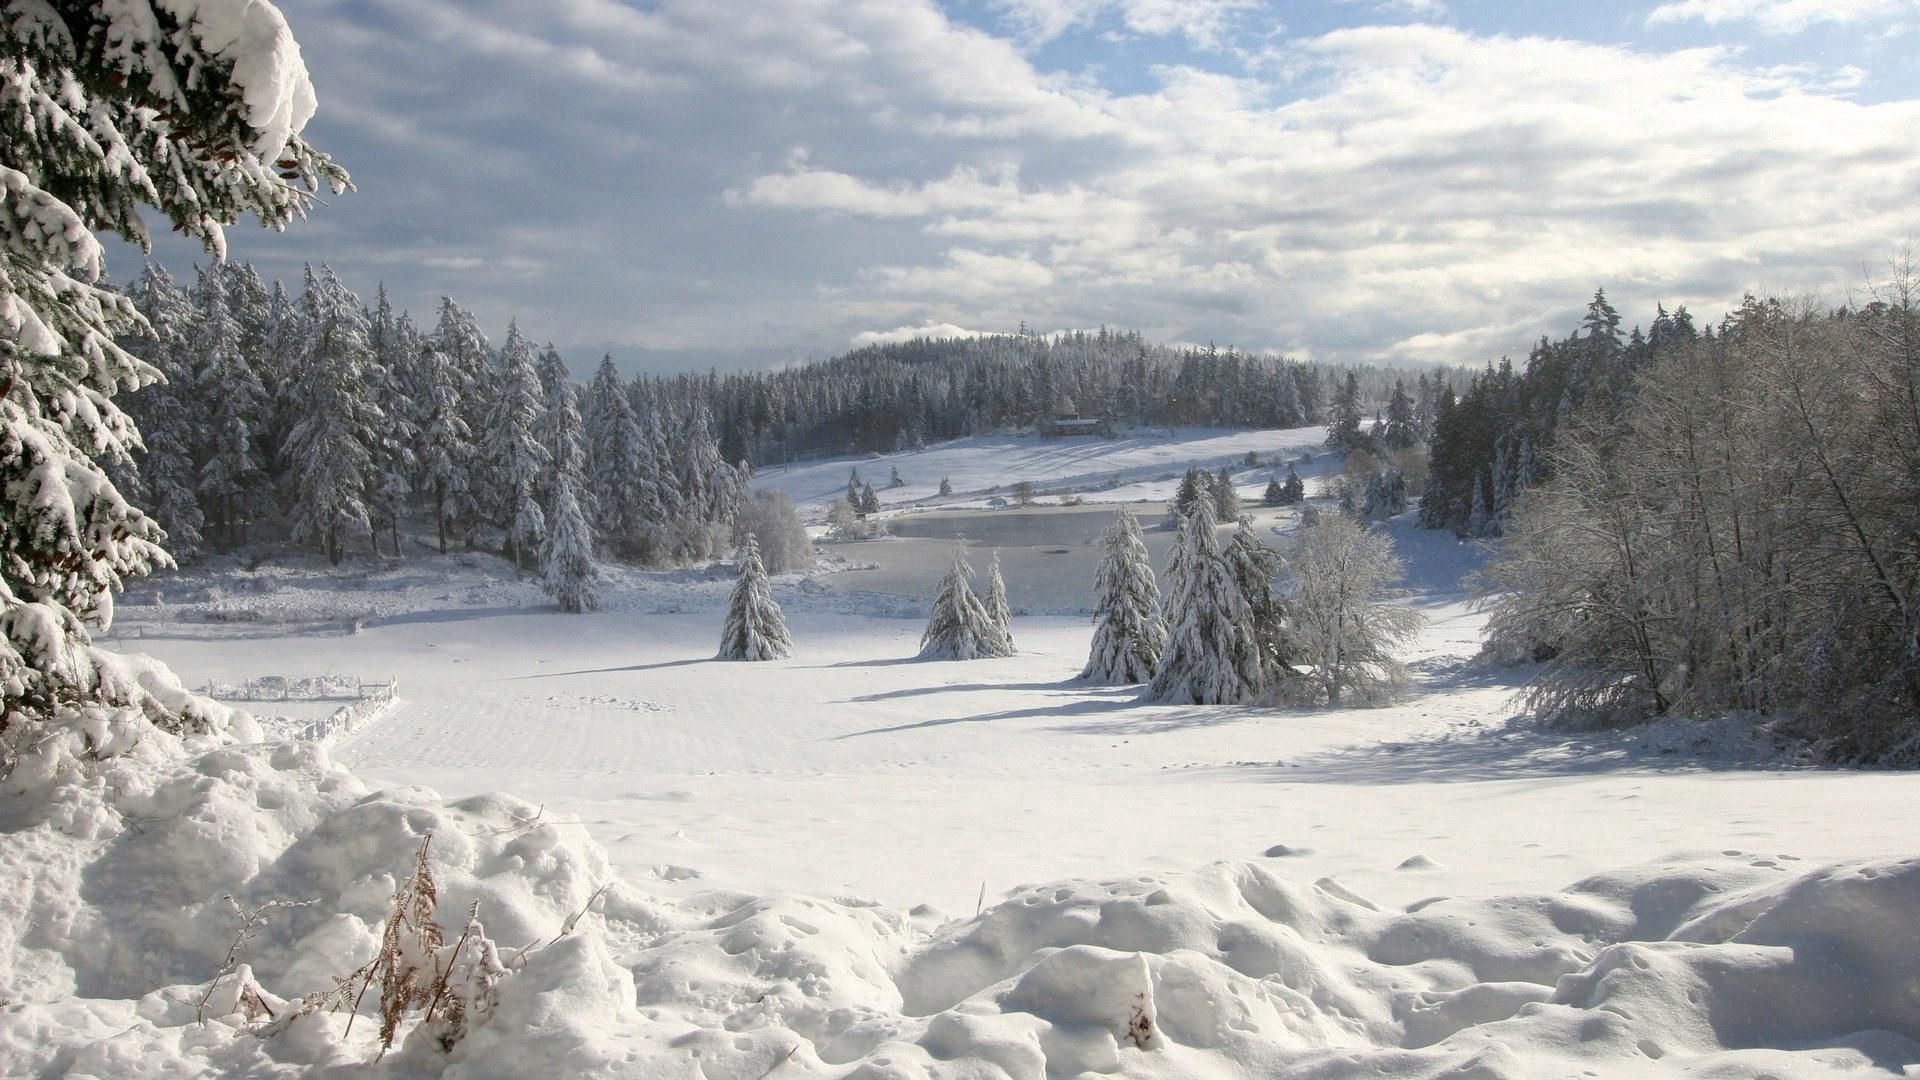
xmin=3 ymin=713 xmax=1916 ymax=1078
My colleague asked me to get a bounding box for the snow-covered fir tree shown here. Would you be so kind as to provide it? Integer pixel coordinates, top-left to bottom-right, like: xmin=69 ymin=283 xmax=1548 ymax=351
xmin=1361 ymin=469 xmax=1408 ymax=521
xmin=1466 ymin=473 xmax=1491 ymax=538
xmin=540 ymin=472 xmax=600 ymax=613
xmin=584 ymin=355 xmax=658 ymax=559
xmin=1213 ymin=466 xmax=1241 ymax=521
xmin=1326 ymin=372 xmax=1364 ymax=450
xmin=283 ymin=267 xmax=380 ymax=565
xmin=432 ymin=297 xmax=492 ymax=440
xmin=717 ymin=536 xmax=791 ymax=660
xmin=982 ymin=550 xmax=1015 ymax=653
xmin=363 ymin=287 xmax=417 ymax=556
xmin=1264 ymin=477 xmax=1285 ymax=506
xmin=486 ymin=323 xmax=550 ymax=569
xmin=920 ymin=550 xmax=1014 ymax=660
xmin=1146 ymin=494 xmax=1265 ymax=704
xmin=938 ymin=476 xmax=953 ymax=497
xmin=1227 ymin=517 xmax=1300 ymax=692
xmin=1281 ymin=466 xmax=1305 ymax=504
xmin=1382 ymin=379 xmax=1418 ymax=451
xmin=1082 ymin=508 xmax=1166 ymax=683
xmin=1169 ymin=468 xmax=1209 ymax=525
xmin=535 ymin=344 xmax=585 ymax=500
xmin=121 ymin=266 xmax=205 ymax=558
xmin=191 ymin=263 xmax=268 ymax=550
xmin=0 ymin=0 xmax=346 ymax=732
xmin=412 ymin=342 xmax=475 ymax=553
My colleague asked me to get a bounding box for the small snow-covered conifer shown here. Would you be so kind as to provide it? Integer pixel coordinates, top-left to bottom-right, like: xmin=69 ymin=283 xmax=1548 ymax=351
xmin=1169 ymin=468 xmax=1207 ymax=525
xmin=1083 ymin=508 xmax=1165 ymax=683
xmin=1213 ymin=466 xmax=1241 ymax=521
xmin=982 ymin=550 xmax=1015 ymax=653
xmin=718 ymin=536 xmax=790 ymax=660
xmin=1146 ymin=494 xmax=1263 ymax=704
xmin=540 ymin=473 xmax=600 ymax=613
xmin=1281 ymin=466 xmax=1305 ymax=504
xmin=920 ymin=550 xmax=1013 ymax=660
xmin=938 ymin=476 xmax=953 ymax=497
xmin=1263 ymin=478 xmax=1285 ymax=507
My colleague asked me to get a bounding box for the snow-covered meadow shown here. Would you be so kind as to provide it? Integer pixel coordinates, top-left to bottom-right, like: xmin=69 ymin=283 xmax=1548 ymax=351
xmin=6 ymin=428 xmax=1915 ymax=1077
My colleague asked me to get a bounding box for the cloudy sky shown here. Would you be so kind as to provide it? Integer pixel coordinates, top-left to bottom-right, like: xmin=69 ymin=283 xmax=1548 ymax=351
xmin=132 ymin=0 xmax=1920 ymax=374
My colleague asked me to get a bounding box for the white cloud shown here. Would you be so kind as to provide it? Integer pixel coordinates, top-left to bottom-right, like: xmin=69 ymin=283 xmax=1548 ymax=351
xmin=729 ymin=166 xmax=1021 ymax=217
xmin=989 ymin=0 xmax=1265 ymax=47
xmin=1646 ymin=0 xmax=1915 ymax=33
xmin=213 ymin=1 xmax=1920 ymax=371
xmin=850 ymin=322 xmax=992 ymax=346
xmin=730 ymin=20 xmax=1920 ymax=361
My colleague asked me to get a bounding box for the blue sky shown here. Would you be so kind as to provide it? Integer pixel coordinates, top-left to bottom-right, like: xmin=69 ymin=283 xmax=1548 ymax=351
xmin=123 ymin=0 xmax=1920 ymax=375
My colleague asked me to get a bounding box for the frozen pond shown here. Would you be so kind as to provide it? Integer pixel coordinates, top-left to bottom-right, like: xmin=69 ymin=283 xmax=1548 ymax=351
xmin=813 ymin=500 xmax=1305 ymax=613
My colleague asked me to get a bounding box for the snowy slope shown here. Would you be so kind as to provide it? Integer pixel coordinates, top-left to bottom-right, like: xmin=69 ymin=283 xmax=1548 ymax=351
xmin=753 ymin=425 xmax=1332 ymax=516
xmin=5 ymin=428 xmax=1918 ymax=1077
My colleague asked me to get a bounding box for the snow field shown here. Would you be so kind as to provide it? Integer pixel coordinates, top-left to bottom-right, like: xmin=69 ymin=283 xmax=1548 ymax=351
xmin=4 ymin=721 xmax=1917 ymax=1078
xmin=6 ymin=428 xmax=1917 ymax=1076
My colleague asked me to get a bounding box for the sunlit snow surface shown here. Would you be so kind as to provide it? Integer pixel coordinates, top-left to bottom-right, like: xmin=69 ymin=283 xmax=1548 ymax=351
xmin=8 ymin=427 xmax=1914 ymax=1077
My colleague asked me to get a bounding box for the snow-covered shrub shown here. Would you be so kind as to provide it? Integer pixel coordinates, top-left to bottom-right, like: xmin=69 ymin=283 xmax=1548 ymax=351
xmin=826 ymin=497 xmax=885 ymax=541
xmin=732 ymin=490 xmax=813 ymax=574
xmin=1287 ymin=513 xmax=1422 ymax=706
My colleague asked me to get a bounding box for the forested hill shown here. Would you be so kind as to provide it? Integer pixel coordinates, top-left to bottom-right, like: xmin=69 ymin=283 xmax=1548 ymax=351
xmin=662 ymin=329 xmax=1463 ymax=465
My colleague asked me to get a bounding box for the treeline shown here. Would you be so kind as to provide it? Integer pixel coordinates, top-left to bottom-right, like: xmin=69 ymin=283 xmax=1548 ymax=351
xmin=1419 ymin=290 xmax=1698 ymax=536
xmin=117 ymin=261 xmax=1467 ymax=565
xmin=1456 ymin=284 xmax=1920 ymax=762
xmin=696 ymin=331 xmax=1459 ymax=464
xmin=117 ymin=263 xmax=745 ymax=567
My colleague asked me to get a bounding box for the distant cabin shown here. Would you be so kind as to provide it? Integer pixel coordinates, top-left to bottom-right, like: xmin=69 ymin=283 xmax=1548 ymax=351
xmin=1037 ymin=401 xmax=1112 ymax=438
